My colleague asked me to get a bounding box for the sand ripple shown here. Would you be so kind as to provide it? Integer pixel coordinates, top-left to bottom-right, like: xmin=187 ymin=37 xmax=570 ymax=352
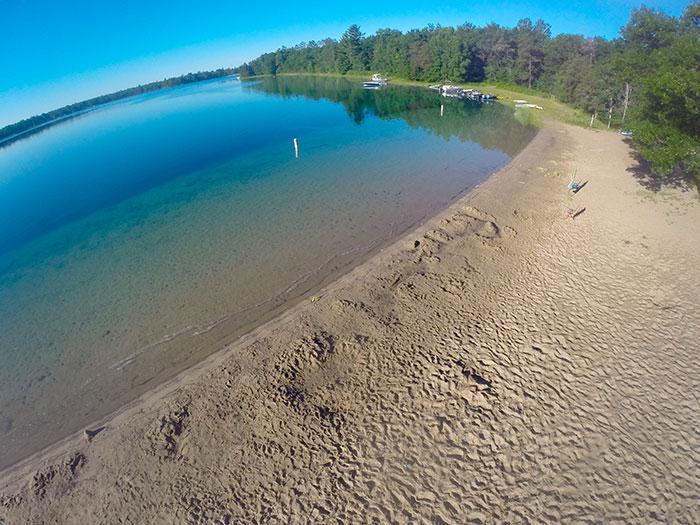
xmin=2 ymin=123 xmax=699 ymax=524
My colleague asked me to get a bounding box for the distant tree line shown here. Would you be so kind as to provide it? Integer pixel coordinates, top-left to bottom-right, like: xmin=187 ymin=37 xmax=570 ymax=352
xmin=0 ymin=69 xmax=236 ymax=147
xmin=239 ymin=4 xmax=700 ymax=184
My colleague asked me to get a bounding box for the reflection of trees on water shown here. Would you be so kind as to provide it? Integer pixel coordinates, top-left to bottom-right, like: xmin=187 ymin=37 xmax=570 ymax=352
xmin=244 ymin=76 xmax=536 ymax=157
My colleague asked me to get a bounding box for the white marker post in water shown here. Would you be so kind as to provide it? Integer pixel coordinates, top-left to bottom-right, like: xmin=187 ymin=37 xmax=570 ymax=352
xmin=293 ymin=137 xmax=299 ymax=158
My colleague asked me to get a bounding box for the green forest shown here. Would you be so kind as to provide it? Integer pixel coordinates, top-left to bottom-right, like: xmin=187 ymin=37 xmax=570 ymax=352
xmin=239 ymin=4 xmax=700 ymax=185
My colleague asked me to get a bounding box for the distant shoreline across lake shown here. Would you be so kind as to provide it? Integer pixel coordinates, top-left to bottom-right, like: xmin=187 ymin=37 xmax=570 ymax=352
xmin=0 ymin=69 xmax=237 ymax=148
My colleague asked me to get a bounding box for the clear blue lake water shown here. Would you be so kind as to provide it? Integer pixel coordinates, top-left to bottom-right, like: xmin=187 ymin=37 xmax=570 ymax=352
xmin=0 ymin=75 xmax=535 ymax=469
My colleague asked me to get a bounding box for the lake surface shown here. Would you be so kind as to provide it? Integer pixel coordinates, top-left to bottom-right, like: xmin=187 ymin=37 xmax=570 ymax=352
xmin=0 ymin=75 xmax=536 ymax=469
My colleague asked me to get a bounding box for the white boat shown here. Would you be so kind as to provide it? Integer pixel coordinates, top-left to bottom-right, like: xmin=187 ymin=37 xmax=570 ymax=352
xmin=431 ymin=84 xmax=498 ymax=103
xmin=439 ymin=85 xmax=464 ymax=98
xmin=363 ymin=74 xmax=389 ymax=89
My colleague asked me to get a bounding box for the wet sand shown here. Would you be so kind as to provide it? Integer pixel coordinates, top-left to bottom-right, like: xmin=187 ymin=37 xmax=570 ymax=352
xmin=1 ymin=121 xmax=699 ymax=524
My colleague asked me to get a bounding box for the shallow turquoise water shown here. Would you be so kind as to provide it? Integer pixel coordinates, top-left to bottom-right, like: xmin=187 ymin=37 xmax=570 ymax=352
xmin=0 ymin=75 xmax=535 ymax=468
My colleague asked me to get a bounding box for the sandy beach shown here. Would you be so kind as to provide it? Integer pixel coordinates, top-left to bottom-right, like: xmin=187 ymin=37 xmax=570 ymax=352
xmin=1 ymin=121 xmax=698 ymax=523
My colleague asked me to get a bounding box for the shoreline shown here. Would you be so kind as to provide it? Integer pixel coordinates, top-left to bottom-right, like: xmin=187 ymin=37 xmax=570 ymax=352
xmin=0 ymin=137 xmax=515 ymax=476
xmin=2 ymin=120 xmax=698 ymax=523
xmin=0 ymin=123 xmax=541 ymax=482
xmin=0 ymin=76 xmax=535 ymax=472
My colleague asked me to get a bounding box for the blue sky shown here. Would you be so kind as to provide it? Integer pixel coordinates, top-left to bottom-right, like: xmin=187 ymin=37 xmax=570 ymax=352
xmin=0 ymin=0 xmax=690 ymax=127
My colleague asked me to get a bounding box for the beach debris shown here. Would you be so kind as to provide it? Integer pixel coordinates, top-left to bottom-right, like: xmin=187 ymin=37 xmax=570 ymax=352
xmin=568 ymin=168 xmax=578 ymax=192
xmin=567 ymin=168 xmax=586 ymax=194
xmin=569 ymin=181 xmax=581 ymax=193
xmin=565 ymin=207 xmax=586 ymax=220
xmin=310 ymin=295 xmax=321 ymax=303
xmin=83 ymin=426 xmax=106 ymax=442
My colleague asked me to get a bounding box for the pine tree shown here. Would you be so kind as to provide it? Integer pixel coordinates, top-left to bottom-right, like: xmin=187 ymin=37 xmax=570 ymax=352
xmin=337 ymin=24 xmax=366 ymax=73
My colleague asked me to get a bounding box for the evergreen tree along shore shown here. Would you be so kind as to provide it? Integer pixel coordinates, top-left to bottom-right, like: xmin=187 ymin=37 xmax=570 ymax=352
xmin=1 ymin=5 xmax=697 ymax=185
xmin=239 ymin=5 xmax=699 ymax=185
